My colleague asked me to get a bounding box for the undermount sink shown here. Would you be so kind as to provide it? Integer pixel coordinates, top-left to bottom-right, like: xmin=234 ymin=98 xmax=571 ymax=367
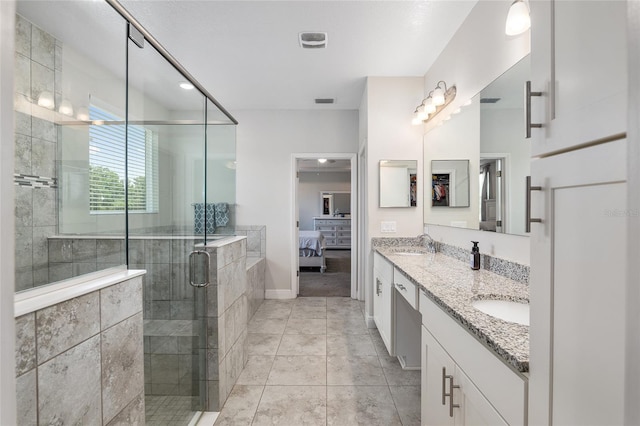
xmin=471 ymin=299 xmax=530 ymax=326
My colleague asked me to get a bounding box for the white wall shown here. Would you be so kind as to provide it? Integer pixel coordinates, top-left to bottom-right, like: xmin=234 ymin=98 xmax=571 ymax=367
xmin=421 ymin=0 xmax=530 ymax=261
xmin=0 ymin=1 xmax=16 ymax=422
xmin=235 ymin=110 xmax=358 ymax=295
xmin=298 ymin=171 xmax=350 ymax=230
xmin=362 ymin=76 xmax=424 ymax=320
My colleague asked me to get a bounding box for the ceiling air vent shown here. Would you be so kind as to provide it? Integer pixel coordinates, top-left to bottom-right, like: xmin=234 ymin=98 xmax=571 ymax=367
xmin=315 ymin=98 xmax=335 ymax=104
xmin=480 ymin=97 xmax=501 ymax=104
xmin=299 ymin=32 xmax=327 ymax=49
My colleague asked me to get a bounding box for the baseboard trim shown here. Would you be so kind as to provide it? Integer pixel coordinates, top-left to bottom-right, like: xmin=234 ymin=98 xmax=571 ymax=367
xmin=265 ymin=289 xmax=296 ymax=299
xmin=365 ymin=314 xmax=376 ymax=329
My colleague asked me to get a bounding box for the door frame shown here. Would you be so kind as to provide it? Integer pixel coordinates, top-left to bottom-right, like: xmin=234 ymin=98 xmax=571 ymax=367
xmin=290 ymin=153 xmax=358 ymax=298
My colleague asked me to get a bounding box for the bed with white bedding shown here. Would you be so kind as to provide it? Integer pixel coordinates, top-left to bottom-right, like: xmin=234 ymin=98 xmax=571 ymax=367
xmin=299 ymin=230 xmax=326 ymax=272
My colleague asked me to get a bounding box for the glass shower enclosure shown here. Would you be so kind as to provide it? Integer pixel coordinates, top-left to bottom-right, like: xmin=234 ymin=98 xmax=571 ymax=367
xmin=13 ymin=0 xmax=237 ymax=423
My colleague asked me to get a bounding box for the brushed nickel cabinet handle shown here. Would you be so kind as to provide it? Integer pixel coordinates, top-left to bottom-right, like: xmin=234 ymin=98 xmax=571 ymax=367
xmin=525 ymin=81 xmax=543 ymax=138
xmin=526 ymin=176 xmax=543 ymax=233
xmin=447 ymin=375 xmax=460 ymax=417
xmin=441 ymin=367 xmax=447 ymax=405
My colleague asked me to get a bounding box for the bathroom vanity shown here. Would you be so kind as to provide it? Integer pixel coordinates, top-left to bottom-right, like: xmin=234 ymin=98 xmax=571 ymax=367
xmin=374 ymin=245 xmax=529 ymax=425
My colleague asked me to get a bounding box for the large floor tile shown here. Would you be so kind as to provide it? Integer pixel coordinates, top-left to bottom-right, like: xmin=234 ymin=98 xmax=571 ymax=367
xmin=277 ymin=334 xmax=326 ymax=356
xmin=252 ymin=304 xmax=292 ymax=320
xmin=389 ymin=385 xmax=421 ymax=426
xmin=327 ymin=356 xmax=386 ymax=385
xmin=214 ymin=385 xmax=264 ymax=426
xmin=327 ymin=316 xmax=369 ymax=335
xmin=284 ymin=318 xmax=327 ymax=335
xmin=235 ymin=356 xmax=274 ymax=385
xmin=246 ymin=333 xmax=282 ymax=356
xmin=253 ymin=385 xmax=326 ymax=426
xmin=383 ymin=362 xmax=422 ymax=386
xmin=294 ymin=297 xmax=327 ymax=307
xmin=290 ymin=305 xmax=327 ymax=319
xmin=327 ymin=385 xmax=402 ymax=426
xmin=327 ymin=334 xmax=377 ymax=357
xmin=267 ymin=355 xmax=326 ymax=385
xmin=248 ymin=318 xmax=287 ymax=334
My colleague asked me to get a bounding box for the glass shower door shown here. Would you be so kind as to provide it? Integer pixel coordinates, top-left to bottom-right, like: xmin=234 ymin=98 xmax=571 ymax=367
xmin=126 ymin=24 xmax=209 ymax=424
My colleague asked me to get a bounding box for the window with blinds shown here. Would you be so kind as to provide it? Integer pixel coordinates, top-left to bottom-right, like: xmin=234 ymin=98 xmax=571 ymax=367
xmin=89 ymin=106 xmax=158 ymax=213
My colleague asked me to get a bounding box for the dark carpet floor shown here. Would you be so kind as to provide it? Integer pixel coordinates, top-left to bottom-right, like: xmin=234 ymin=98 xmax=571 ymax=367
xmin=299 ymin=250 xmax=351 ymax=297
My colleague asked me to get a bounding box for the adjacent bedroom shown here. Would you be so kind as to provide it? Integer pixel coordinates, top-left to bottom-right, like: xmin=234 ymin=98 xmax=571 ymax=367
xmin=297 ymin=158 xmax=352 ymax=297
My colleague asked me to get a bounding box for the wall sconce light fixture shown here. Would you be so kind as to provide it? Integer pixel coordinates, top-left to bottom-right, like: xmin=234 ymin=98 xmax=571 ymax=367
xmin=37 ymin=91 xmax=55 ymax=109
xmin=505 ymin=0 xmax=531 ymax=36
xmin=411 ymin=81 xmax=456 ymax=126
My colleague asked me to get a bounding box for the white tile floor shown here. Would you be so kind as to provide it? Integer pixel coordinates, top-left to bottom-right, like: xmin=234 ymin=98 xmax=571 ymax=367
xmin=214 ymin=297 xmax=421 ymax=426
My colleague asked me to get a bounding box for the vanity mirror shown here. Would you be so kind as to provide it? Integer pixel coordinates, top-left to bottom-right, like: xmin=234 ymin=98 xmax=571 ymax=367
xmin=321 ymin=191 xmax=350 ymax=216
xmin=423 ymin=55 xmax=531 ymax=236
xmin=379 ymin=160 xmax=418 ymax=208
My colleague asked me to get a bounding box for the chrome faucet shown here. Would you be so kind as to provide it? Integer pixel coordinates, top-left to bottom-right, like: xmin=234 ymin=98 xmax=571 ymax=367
xmin=417 ymin=233 xmax=438 ymax=253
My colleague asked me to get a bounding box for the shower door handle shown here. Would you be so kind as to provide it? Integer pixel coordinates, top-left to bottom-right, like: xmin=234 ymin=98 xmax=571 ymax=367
xmin=189 ymin=250 xmax=210 ymax=288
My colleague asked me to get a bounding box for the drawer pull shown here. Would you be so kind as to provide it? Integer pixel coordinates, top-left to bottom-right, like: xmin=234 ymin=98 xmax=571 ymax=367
xmin=396 ymin=283 xmax=406 ymax=291
xmin=376 ymin=278 xmax=382 ymax=296
xmin=442 ymin=367 xmax=460 ymax=417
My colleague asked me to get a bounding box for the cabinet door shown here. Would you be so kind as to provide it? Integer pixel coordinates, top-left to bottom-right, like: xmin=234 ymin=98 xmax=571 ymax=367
xmin=454 ymin=366 xmax=507 ymax=426
xmin=422 ymin=326 xmax=455 ymax=426
xmin=530 ymin=0 xmax=626 ymax=157
xmin=529 ymin=139 xmax=627 ymax=425
xmin=373 ymin=270 xmax=385 ymax=340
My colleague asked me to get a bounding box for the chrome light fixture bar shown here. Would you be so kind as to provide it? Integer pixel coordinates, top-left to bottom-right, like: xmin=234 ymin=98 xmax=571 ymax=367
xmin=411 ymin=81 xmax=456 ymax=126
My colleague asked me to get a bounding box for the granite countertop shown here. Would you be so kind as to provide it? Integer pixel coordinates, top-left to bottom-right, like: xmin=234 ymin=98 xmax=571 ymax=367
xmin=375 ymin=246 xmax=529 ymax=374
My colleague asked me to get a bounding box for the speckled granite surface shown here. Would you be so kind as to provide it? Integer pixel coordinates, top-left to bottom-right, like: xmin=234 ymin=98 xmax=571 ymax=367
xmin=375 ymin=245 xmax=529 ymax=373
xmin=372 ymin=237 xmax=530 ymax=284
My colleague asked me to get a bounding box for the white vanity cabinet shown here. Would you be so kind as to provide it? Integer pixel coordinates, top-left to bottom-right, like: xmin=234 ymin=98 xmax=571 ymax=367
xmin=373 ymin=252 xmax=394 ymax=354
xmin=529 ymin=0 xmax=626 ymax=157
xmin=528 ymin=2 xmax=628 ymax=424
xmin=422 ymin=326 xmax=507 ymax=426
xmin=420 ymin=292 xmax=527 ymax=426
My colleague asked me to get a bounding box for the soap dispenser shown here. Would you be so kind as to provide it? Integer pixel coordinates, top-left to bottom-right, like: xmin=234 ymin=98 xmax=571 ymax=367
xmin=470 ymin=241 xmax=480 ymax=270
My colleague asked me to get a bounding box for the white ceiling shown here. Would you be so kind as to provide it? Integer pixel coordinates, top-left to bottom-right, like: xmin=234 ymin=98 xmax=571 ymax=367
xmin=298 ymin=158 xmax=351 ymax=173
xmin=117 ymin=0 xmax=478 ymax=112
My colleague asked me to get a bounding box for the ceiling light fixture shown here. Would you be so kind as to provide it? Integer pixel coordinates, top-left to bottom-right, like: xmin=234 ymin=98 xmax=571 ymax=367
xmin=318 ymin=158 xmax=327 ymax=163
xmin=179 ymin=81 xmax=195 ymax=90
xmin=411 ymin=81 xmax=456 ymax=126
xmin=505 ymin=0 xmax=531 ymax=36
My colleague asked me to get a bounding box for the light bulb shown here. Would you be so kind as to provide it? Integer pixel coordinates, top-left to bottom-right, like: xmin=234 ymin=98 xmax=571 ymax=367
xmin=37 ymin=91 xmax=55 ymax=109
xmin=411 ymin=116 xmax=422 ymax=126
xmin=76 ymin=107 xmax=90 ymax=121
xmin=318 ymin=158 xmax=327 ymax=163
xmin=425 ymin=98 xmax=436 ymax=114
xmin=58 ymin=99 xmax=74 ymax=116
xmin=179 ymin=81 xmax=195 ymax=90
xmin=505 ymin=0 xmax=531 ymax=36
xmin=432 ymin=87 xmax=445 ymax=106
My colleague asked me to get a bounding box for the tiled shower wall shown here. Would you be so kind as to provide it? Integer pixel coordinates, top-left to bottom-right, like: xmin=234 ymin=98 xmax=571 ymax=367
xmin=234 ymin=225 xmax=266 ymax=258
xmin=15 ymin=275 xmax=145 ymax=425
xmin=14 ymin=15 xmax=62 ymax=291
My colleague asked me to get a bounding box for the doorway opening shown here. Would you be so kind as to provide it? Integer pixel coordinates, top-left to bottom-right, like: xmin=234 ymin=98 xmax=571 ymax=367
xmin=292 ymin=154 xmax=357 ymax=298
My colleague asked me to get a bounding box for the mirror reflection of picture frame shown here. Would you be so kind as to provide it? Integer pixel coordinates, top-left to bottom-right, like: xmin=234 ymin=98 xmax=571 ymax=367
xmin=322 ymin=194 xmax=333 ymax=215
xmin=432 ymin=173 xmax=451 ymax=206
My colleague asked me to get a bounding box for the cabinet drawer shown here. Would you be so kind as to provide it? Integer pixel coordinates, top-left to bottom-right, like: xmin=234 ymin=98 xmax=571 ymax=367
xmin=314 ymin=219 xmax=330 ymax=225
xmin=336 ymin=225 xmax=350 ymax=231
xmin=394 ymin=268 xmax=418 ymax=310
xmin=319 ymin=231 xmax=336 ymax=238
xmin=337 ymin=230 xmax=351 ymax=237
xmin=337 ymin=238 xmax=351 ymax=246
xmin=315 ymin=225 xmax=334 ymax=231
xmin=324 ymin=238 xmax=336 ymax=246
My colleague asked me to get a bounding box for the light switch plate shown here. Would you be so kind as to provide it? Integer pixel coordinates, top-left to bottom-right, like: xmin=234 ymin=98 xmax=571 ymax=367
xmin=381 ymin=221 xmax=397 ymax=233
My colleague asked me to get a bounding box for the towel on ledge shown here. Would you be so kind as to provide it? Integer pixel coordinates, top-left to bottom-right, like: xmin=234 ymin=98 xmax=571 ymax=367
xmin=193 ymin=203 xmax=216 ymax=234
xmin=215 ymin=203 xmax=230 ymax=227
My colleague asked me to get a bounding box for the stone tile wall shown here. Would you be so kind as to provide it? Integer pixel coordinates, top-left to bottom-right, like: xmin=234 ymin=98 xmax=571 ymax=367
xmin=14 ymin=275 xmax=145 ymax=425
xmin=247 ymin=257 xmax=266 ymax=321
xmin=202 ymin=238 xmax=249 ymax=411
xmin=234 ymin=225 xmax=266 ymax=258
xmin=14 ymin=15 xmax=63 ymax=292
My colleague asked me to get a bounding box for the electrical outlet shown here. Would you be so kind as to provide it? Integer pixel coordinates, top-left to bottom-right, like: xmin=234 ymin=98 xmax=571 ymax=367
xmin=381 ymin=221 xmax=397 ymax=233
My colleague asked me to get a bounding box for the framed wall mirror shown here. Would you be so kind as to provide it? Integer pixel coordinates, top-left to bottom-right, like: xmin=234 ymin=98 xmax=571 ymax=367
xmin=321 ymin=191 xmax=350 ymax=216
xmin=379 ymin=160 xmax=418 ymax=208
xmin=423 ymin=55 xmax=531 ymax=235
